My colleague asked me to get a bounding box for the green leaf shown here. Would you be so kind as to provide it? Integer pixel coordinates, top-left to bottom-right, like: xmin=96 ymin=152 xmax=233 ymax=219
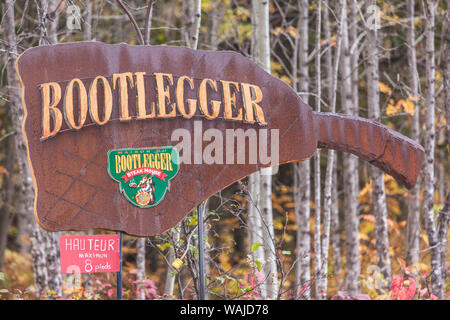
xmin=186 ymin=216 xmax=198 ymax=226
xmin=251 ymin=242 xmax=261 ymax=253
xmin=0 ymin=272 xmax=4 ymax=281
xmin=282 ymin=250 xmax=291 ymax=255
xmin=254 ymin=259 xmax=262 ymax=271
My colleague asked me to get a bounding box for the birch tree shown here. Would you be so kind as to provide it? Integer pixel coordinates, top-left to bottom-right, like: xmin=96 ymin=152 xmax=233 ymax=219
xmin=36 ymin=0 xmax=63 ymax=297
xmin=251 ymin=0 xmax=278 ymax=299
xmin=312 ymin=0 xmax=322 ymax=299
xmin=349 ymin=0 xmax=359 ymax=119
xmin=247 ymin=1 xmax=264 ymax=286
xmin=405 ymin=0 xmax=421 ymax=265
xmin=83 ymin=1 xmax=93 ymax=41
xmin=163 ymin=230 xmax=179 ymax=296
xmin=186 ymin=0 xmax=202 ymax=49
xmin=365 ymin=0 xmax=392 ymax=287
xmin=294 ymin=0 xmax=311 ymax=299
xmin=164 ymin=0 xmax=202 ymax=297
xmin=3 ymin=0 xmax=65 ymax=297
xmin=439 ymin=0 xmax=450 ymax=284
xmin=322 ymin=0 xmax=342 ymax=282
xmin=3 ymin=0 xmax=47 ymax=297
xmin=422 ymin=0 xmax=444 ymax=298
xmin=318 ymin=0 xmax=344 ymax=298
xmin=330 ymin=157 xmax=341 ymax=277
xmin=136 ymin=237 xmax=146 ymax=299
xmin=340 ymin=0 xmax=361 ymax=296
xmin=136 ymin=0 xmax=155 ymax=300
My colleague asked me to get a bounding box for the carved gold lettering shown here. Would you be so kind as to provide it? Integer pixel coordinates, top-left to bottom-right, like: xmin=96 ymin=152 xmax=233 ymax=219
xmin=221 ymin=80 xmax=243 ymax=121
xmin=241 ymin=83 xmax=267 ymax=125
xmin=135 ymin=72 xmax=155 ymax=120
xmin=176 ymin=75 xmax=197 ymax=119
xmin=89 ymin=76 xmax=112 ymax=125
xmin=112 ymin=72 xmax=134 ymax=121
xmin=64 ymin=78 xmax=88 ymax=130
xmin=154 ymin=72 xmax=176 ymax=118
xmin=199 ymin=78 xmax=221 ymax=119
xmin=40 ymin=82 xmax=62 ymax=140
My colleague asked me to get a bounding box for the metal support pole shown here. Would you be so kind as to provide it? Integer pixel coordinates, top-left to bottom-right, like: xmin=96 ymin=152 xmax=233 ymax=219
xmin=117 ymin=231 xmax=123 ymax=300
xmin=197 ymin=202 xmax=206 ymax=300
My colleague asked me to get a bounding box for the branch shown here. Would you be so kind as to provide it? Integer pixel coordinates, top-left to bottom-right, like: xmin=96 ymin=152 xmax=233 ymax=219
xmin=0 ymin=131 xmax=15 ymax=143
xmin=143 ymin=0 xmax=153 ymax=45
xmin=116 ymin=0 xmax=144 ymax=45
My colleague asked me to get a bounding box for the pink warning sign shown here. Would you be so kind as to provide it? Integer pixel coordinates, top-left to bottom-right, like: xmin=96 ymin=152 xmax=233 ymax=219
xmin=60 ymin=234 xmax=120 ymax=274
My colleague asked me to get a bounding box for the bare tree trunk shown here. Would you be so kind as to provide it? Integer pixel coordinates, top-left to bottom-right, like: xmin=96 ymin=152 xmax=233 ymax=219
xmin=340 ymin=0 xmax=360 ymax=296
xmin=135 ymin=1 xmax=154 ymax=300
xmin=248 ymin=173 xmax=265 ymax=270
xmin=0 ymin=138 xmax=16 ymax=270
xmin=313 ymin=0 xmax=322 ymax=299
xmin=44 ymin=231 xmax=62 ymax=296
xmin=437 ymin=195 xmax=449 ymax=282
xmin=423 ymin=0 xmax=443 ymax=298
xmin=79 ymin=5 xmax=95 ymax=296
xmin=251 ymin=0 xmax=278 ymax=299
xmin=248 ymin=2 xmax=264 ymax=270
xmin=248 ymin=0 xmax=265 ymax=298
xmin=294 ymin=0 xmax=311 ymax=299
xmin=331 ymin=157 xmax=341 ymax=276
xmin=164 ymin=0 xmax=202 ymax=297
xmin=84 ymin=0 xmax=93 ymax=41
xmin=5 ymin=1 xmax=31 ymax=255
xmin=187 ymin=0 xmax=202 ymax=49
xmin=29 ymin=227 xmax=49 ymax=296
xmin=35 ymin=0 xmax=63 ymax=297
xmin=324 ymin=0 xmax=342 ymax=279
xmin=365 ymin=0 xmax=392 ymax=287
xmin=144 ymin=0 xmax=154 ymax=45
xmin=439 ymin=0 xmax=450 ymax=283
xmin=36 ymin=0 xmax=57 ymax=45
xmin=260 ymin=174 xmax=277 ymax=299
xmin=349 ymin=0 xmax=359 ymax=116
xmin=3 ymin=0 xmax=49 ymax=298
xmin=47 ymin=0 xmax=59 ymax=44
xmin=164 ymin=230 xmax=179 ymax=296
xmin=136 ymin=238 xmax=146 ymax=299
xmin=405 ymin=0 xmax=421 ymax=266
xmin=318 ymin=0 xmax=344 ymax=298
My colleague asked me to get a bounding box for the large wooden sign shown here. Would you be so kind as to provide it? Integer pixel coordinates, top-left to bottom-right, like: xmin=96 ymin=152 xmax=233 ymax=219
xmin=16 ymin=42 xmax=424 ymax=236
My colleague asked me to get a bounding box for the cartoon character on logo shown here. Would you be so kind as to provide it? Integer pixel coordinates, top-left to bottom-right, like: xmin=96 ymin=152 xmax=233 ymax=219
xmin=129 ymin=175 xmax=156 ymax=207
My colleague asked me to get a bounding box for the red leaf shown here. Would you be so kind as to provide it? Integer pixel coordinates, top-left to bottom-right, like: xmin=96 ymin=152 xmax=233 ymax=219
xmin=107 ymin=288 xmax=114 ymax=298
xmin=299 ymin=285 xmax=308 ymax=295
xmin=391 ymin=276 xmax=416 ymax=300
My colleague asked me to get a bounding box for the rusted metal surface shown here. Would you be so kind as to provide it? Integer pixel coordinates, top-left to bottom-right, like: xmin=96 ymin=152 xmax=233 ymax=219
xmin=313 ymin=112 xmax=424 ymax=189
xmin=16 ymin=42 xmax=424 ymax=236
